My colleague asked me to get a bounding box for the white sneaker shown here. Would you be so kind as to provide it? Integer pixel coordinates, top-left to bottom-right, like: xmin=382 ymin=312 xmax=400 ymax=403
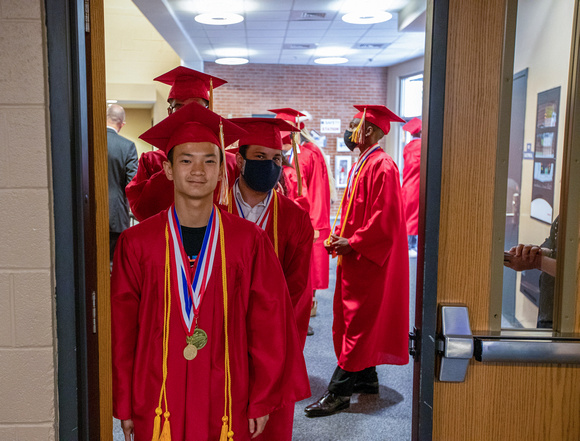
xmin=408 ymin=249 xmax=417 ymax=258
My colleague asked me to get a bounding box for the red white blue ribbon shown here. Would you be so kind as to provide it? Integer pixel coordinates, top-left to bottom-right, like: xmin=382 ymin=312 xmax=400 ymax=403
xmin=233 ymin=178 xmax=273 ymax=231
xmin=346 ymin=144 xmax=381 ymax=198
xmin=167 ymin=205 xmax=220 ymax=333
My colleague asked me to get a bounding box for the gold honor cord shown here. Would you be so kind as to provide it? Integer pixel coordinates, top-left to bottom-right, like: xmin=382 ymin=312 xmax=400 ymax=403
xmin=152 ymin=226 xmax=173 ymax=441
xmin=218 ymin=213 xmax=234 ymax=441
xmin=326 ymin=156 xmax=369 ymax=266
xmin=227 ymin=189 xmax=279 ymax=258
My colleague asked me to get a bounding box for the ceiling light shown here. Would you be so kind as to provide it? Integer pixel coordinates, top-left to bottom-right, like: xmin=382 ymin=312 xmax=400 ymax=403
xmin=215 ymin=57 xmax=249 ymax=65
xmin=314 ymin=46 xmax=351 ymax=57
xmin=106 ymin=99 xmax=118 ymax=104
xmin=314 ymin=57 xmax=349 ymax=65
xmin=342 ymin=10 xmax=392 ymax=25
xmin=195 ymin=12 xmax=244 ymax=25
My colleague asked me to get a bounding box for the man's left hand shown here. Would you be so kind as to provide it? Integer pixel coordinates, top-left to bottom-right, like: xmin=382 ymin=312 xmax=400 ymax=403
xmin=329 ymin=234 xmax=353 ymax=255
xmin=249 ymin=414 xmax=269 ymax=438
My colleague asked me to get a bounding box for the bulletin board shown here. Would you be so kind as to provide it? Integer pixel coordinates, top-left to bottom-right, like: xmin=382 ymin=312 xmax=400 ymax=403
xmin=530 ymin=87 xmax=560 ymax=224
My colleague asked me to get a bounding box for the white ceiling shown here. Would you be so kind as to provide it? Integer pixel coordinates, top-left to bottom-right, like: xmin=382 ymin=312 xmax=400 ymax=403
xmin=132 ymin=0 xmax=426 ymax=68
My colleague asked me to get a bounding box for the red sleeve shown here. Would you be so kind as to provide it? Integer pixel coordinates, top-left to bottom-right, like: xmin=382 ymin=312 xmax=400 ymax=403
xmin=245 ymin=229 xmax=310 ymax=418
xmin=126 ymin=152 xmax=174 ymax=222
xmin=348 ymin=162 xmax=406 ymax=267
xmin=281 ymin=207 xmax=314 ymax=308
xmin=110 ymin=232 xmax=142 ymax=420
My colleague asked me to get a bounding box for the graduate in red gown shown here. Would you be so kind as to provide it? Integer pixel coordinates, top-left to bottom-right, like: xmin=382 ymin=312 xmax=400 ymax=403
xmin=125 ymin=66 xmax=238 ymax=221
xmin=220 ymin=118 xmax=314 ymax=441
xmin=271 ymin=109 xmax=332 ymax=293
xmin=280 ymin=131 xmax=310 ymax=213
xmin=111 ymin=103 xmax=310 ymax=441
xmin=401 ymin=117 xmax=422 ymax=254
xmin=305 ymin=105 xmax=409 ymax=418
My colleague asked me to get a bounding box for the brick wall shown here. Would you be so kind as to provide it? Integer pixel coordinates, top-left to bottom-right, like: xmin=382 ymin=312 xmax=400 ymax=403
xmin=0 ymin=0 xmax=57 ymax=439
xmin=205 ymin=62 xmax=389 ymax=216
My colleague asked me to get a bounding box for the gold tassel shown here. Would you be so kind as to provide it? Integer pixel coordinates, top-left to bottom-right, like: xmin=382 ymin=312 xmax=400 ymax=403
xmin=209 ymin=78 xmax=214 ymax=112
xmin=158 ymin=412 xmax=171 ymax=441
xmin=151 ymin=407 xmax=162 ymax=441
xmin=292 ymin=116 xmax=303 ymax=196
xmin=351 ymin=108 xmax=366 ymax=145
xmin=218 ymin=120 xmax=229 ymax=205
xmin=220 ymin=416 xmax=229 ymax=441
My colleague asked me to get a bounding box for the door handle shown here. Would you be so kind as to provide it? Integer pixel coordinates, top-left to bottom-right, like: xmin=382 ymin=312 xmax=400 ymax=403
xmin=436 ymin=304 xmax=580 ymax=382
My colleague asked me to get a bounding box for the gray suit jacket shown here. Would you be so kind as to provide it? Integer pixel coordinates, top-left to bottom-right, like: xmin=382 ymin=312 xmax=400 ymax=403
xmin=107 ymin=127 xmax=138 ymax=233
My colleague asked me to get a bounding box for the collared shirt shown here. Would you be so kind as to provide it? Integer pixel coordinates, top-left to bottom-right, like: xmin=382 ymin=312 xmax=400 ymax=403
xmin=233 ymin=179 xmax=268 ymax=223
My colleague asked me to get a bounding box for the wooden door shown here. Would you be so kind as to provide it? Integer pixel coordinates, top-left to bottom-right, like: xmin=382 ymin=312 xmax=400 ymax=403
xmin=414 ymin=1 xmax=580 ymax=440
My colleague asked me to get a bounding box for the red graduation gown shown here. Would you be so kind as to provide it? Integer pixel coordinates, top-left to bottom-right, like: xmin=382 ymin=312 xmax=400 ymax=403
xmin=282 ymin=164 xmax=310 ymax=213
xmin=126 ymin=150 xmax=239 ymax=221
xmin=224 ymin=192 xmax=313 ymax=441
xmin=301 ymin=142 xmax=331 ymax=290
xmin=401 ymin=138 xmax=421 ymax=235
xmin=334 ymin=148 xmax=409 ymax=372
xmin=111 ymin=208 xmax=309 ymax=441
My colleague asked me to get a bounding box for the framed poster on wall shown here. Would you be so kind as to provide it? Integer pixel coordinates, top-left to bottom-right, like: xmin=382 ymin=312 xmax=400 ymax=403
xmin=530 ymin=87 xmax=560 ymax=224
xmin=335 ymin=155 xmax=352 ymax=188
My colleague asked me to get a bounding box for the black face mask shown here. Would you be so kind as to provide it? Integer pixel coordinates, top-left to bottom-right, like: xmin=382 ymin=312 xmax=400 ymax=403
xmin=343 ymin=130 xmax=358 ymax=152
xmin=242 ymin=159 xmax=282 ymax=193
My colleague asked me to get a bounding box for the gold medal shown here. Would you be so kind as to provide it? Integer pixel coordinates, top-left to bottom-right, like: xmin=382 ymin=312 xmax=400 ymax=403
xmin=183 ymin=343 xmax=198 ymax=360
xmin=192 ymin=327 xmax=208 ymax=349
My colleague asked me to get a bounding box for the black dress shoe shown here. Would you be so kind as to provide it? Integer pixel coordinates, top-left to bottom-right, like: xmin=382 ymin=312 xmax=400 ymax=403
xmin=304 ymin=391 xmax=350 ymax=417
xmin=307 ymin=325 xmax=314 ymax=336
xmin=352 ymin=381 xmax=379 ymax=394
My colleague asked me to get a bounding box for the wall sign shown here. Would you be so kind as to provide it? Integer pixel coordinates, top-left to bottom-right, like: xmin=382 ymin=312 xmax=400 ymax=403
xmin=320 ymin=119 xmax=341 ymax=133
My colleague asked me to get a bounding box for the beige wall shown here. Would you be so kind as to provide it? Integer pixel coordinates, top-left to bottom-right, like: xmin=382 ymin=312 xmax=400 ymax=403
xmin=386 ymin=56 xmax=425 ymax=166
xmin=512 ymin=0 xmax=575 ymax=325
xmin=0 ymin=0 xmax=57 ymax=439
xmin=122 ymin=108 xmax=154 ymax=157
xmin=105 ymin=0 xmax=181 ymax=149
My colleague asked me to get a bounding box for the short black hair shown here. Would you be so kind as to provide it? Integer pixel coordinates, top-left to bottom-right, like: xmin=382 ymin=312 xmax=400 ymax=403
xmin=166 ymin=144 xmax=224 ymax=165
xmin=238 ymin=145 xmax=249 ymax=158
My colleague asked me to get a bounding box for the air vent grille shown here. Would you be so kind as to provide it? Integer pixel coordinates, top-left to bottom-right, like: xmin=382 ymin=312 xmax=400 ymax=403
xmin=283 ymin=43 xmax=317 ymax=49
xmin=289 ymin=11 xmax=332 ymax=21
xmin=355 ymin=43 xmax=387 ymax=49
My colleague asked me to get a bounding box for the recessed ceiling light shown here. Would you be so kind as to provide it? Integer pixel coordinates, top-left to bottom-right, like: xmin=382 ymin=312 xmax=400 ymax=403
xmin=215 ymin=57 xmax=249 ymax=65
xmin=195 ymin=12 xmax=244 ymax=25
xmin=342 ymin=10 xmax=392 ymax=25
xmin=314 ymin=57 xmax=349 ymax=65
xmin=106 ymin=99 xmax=118 ymax=104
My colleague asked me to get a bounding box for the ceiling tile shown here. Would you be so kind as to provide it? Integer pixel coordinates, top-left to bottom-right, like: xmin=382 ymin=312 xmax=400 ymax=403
xmin=245 ymin=20 xmax=290 ymax=30
xmin=287 ymin=20 xmax=332 ymax=30
xmin=244 ymin=10 xmax=291 ymax=21
xmin=205 ymin=29 xmax=246 ymax=38
xmin=247 ymin=37 xmax=284 ymax=46
xmin=246 ymin=29 xmax=286 ymax=38
xmin=285 ymin=29 xmax=327 ymax=38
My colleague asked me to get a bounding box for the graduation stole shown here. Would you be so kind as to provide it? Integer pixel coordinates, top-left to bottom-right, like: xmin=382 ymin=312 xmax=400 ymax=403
xmin=326 ymin=144 xmax=381 ymax=265
xmin=285 ymin=143 xmax=300 ymax=164
xmin=153 ymin=205 xmax=235 ymax=441
xmin=227 ymin=180 xmax=279 ymax=257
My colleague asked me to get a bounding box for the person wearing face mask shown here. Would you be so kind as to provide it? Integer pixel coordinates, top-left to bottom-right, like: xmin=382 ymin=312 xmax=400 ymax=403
xmin=304 ymin=105 xmax=409 ymax=418
xmin=221 ymin=118 xmax=314 ymax=441
xmin=125 ymin=66 xmax=238 ymax=221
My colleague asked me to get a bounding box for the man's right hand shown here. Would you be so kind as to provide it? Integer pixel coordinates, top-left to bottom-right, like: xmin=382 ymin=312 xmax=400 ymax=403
xmin=121 ymin=419 xmax=134 ymax=441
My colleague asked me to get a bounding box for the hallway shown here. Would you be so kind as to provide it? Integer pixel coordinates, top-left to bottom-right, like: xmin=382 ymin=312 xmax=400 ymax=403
xmin=113 ymin=257 xmax=415 ymax=440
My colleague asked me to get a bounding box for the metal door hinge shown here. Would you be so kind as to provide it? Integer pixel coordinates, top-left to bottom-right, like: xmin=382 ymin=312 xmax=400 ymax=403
xmin=91 ymin=291 xmax=97 ymax=334
xmin=84 ymin=0 xmax=90 ymax=33
xmin=409 ymin=327 xmax=419 ymax=360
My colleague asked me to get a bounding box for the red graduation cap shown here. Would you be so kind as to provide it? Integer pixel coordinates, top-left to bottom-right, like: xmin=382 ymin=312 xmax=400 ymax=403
xmin=230 ymin=118 xmax=299 ymax=150
xmin=139 ymin=102 xmax=246 ymax=155
xmin=154 ymin=66 xmax=227 ymax=104
xmin=353 ymin=104 xmax=405 ymax=135
xmin=268 ymin=108 xmax=306 ymax=130
xmin=403 ymin=117 xmax=422 ymax=135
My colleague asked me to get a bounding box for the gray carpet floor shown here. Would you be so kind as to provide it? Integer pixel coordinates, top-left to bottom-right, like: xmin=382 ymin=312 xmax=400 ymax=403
xmin=114 ymin=257 xmax=417 ymax=440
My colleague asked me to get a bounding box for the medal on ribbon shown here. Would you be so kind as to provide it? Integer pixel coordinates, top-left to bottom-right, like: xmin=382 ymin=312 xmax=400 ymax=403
xmin=168 ymin=205 xmax=220 ymax=360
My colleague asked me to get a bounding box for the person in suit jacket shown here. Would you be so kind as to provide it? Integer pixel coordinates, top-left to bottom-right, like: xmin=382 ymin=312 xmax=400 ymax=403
xmin=107 ymin=104 xmax=138 ymax=261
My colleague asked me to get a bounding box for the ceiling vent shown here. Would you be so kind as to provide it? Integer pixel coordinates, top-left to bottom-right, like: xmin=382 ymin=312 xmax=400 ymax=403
xmin=355 ymin=43 xmax=387 ymax=49
xmin=289 ymin=11 xmax=331 ymax=21
xmin=283 ymin=43 xmax=318 ymax=49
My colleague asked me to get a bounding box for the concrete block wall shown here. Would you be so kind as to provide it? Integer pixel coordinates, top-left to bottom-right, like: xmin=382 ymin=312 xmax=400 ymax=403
xmin=0 ymin=0 xmax=57 ymax=439
xmin=205 ymin=62 xmax=390 ymax=216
